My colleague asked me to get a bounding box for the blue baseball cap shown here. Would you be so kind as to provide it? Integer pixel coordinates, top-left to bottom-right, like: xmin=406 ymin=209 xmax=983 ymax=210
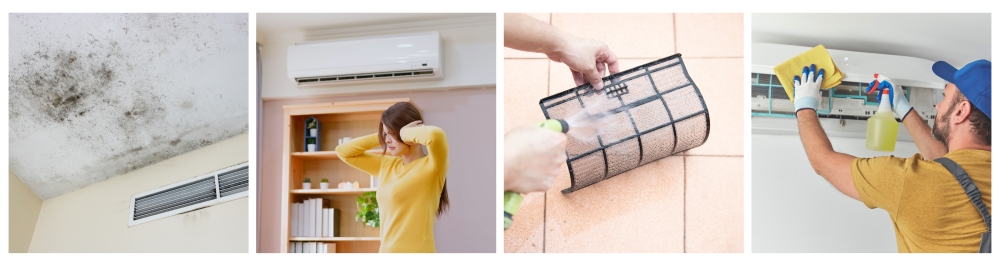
xmin=932 ymin=59 xmax=991 ymax=119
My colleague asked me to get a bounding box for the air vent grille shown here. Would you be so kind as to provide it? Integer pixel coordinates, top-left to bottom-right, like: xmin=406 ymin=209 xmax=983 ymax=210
xmin=296 ymin=68 xmax=435 ymax=85
xmin=129 ymin=163 xmax=249 ymax=226
xmin=133 ymin=178 xmax=217 ymax=221
xmin=219 ymin=167 xmax=249 ymax=197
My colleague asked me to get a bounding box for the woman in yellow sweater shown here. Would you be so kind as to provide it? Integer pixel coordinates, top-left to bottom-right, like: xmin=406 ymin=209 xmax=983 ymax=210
xmin=336 ymin=102 xmax=449 ymax=253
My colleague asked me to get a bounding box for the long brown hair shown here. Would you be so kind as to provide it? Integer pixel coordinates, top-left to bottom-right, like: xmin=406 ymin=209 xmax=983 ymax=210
xmin=378 ymin=102 xmax=449 ymax=217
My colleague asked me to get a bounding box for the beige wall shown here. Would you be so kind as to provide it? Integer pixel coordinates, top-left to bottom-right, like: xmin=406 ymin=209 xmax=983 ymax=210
xmin=27 ymin=134 xmax=249 ymax=253
xmin=258 ymin=88 xmax=496 ymax=252
xmin=9 ymin=170 xmax=43 ymax=253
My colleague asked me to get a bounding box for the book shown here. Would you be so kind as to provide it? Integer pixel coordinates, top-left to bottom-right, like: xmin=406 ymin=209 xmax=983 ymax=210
xmin=300 ymin=203 xmax=306 ymax=237
xmin=309 ymin=199 xmax=317 ymax=237
xmin=305 ymin=199 xmax=312 ymax=237
xmin=295 ymin=202 xmax=305 ymax=236
xmin=315 ymin=198 xmax=330 ymax=237
xmin=315 ymin=199 xmax=321 ymax=237
xmin=291 ymin=203 xmax=299 ymax=237
xmin=322 ymin=208 xmax=329 ymax=237
xmin=331 ymin=208 xmax=341 ymax=237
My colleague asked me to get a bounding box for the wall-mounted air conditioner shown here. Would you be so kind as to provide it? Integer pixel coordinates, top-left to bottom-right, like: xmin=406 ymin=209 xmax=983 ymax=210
xmin=751 ymin=43 xmax=945 ymax=140
xmin=287 ymin=31 xmax=443 ymax=86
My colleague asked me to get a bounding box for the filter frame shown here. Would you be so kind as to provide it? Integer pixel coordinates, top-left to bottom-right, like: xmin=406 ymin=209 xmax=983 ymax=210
xmin=539 ymin=54 xmax=711 ymax=194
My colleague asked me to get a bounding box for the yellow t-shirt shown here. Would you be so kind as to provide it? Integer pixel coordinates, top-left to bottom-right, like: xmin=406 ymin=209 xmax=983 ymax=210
xmin=851 ymin=149 xmax=991 ymax=253
xmin=336 ymin=126 xmax=449 ymax=253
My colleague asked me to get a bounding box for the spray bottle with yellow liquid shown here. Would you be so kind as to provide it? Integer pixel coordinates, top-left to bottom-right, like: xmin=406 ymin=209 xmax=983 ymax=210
xmin=865 ymin=74 xmax=899 ymax=152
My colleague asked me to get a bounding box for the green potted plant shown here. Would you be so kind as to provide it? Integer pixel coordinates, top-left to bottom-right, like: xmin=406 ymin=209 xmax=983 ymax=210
xmin=355 ymin=192 xmax=378 ymax=228
xmin=320 ymin=178 xmax=329 ymax=189
xmin=307 ymin=119 xmax=318 ymax=137
xmin=306 ymin=138 xmax=317 ymax=152
xmin=302 ymin=178 xmax=312 ymax=189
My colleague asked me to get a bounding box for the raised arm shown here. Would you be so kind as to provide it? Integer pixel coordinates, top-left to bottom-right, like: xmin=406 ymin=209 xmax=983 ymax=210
xmin=335 ymin=133 xmax=383 ymax=176
xmin=400 ymin=125 xmax=448 ymax=173
xmin=792 ymin=65 xmax=859 ymax=201
xmin=504 ymin=13 xmax=620 ymax=90
xmin=900 ymin=109 xmax=948 ymax=160
xmin=797 ymin=110 xmax=861 ymax=201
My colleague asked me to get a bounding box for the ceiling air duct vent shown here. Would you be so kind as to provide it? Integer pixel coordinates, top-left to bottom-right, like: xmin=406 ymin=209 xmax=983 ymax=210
xmin=128 ymin=162 xmax=249 ymax=226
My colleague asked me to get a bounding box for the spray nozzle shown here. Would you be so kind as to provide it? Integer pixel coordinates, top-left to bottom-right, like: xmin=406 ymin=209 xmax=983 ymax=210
xmin=866 ymin=73 xmax=888 ymax=95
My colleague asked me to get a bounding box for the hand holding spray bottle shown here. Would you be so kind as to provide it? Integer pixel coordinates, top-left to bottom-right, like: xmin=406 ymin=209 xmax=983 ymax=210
xmin=865 ymin=74 xmax=900 ymax=152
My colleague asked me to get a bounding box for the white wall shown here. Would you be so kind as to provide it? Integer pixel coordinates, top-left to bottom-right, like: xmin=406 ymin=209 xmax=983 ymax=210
xmin=27 ymin=134 xmax=249 ymax=253
xmin=751 ymin=133 xmax=921 ymax=253
xmin=752 ymin=13 xmax=990 ymax=68
xmin=9 ymin=171 xmax=43 ymax=253
xmin=258 ymin=16 xmax=495 ymax=99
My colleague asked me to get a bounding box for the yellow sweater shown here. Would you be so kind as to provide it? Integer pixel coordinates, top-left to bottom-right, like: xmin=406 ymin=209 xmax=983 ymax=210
xmin=336 ymin=126 xmax=448 ymax=253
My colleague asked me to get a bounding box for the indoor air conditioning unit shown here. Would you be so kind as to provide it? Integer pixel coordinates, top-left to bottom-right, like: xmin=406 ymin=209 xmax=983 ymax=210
xmin=750 ymin=43 xmax=944 ymax=140
xmin=287 ymin=31 xmax=444 ymax=86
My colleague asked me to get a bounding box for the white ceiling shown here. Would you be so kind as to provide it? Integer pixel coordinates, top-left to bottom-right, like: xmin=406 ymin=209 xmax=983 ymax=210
xmin=256 ymin=13 xmax=492 ymax=40
xmin=9 ymin=14 xmax=249 ymax=200
xmin=752 ymin=13 xmax=991 ymax=67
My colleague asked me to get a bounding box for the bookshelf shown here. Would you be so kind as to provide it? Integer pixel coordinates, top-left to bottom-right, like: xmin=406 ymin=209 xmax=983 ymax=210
xmin=280 ymin=98 xmax=410 ymax=253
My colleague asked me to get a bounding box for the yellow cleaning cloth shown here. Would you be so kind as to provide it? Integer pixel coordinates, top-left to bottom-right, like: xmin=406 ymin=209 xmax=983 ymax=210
xmin=773 ymin=45 xmax=844 ymax=102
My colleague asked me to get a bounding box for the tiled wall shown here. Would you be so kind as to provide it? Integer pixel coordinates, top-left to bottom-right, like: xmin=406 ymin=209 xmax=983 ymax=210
xmin=504 ymin=13 xmax=744 ymax=253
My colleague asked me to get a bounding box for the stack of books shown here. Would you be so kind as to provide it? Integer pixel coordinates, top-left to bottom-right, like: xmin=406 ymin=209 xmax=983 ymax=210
xmin=291 ymin=198 xmax=341 ymax=238
xmin=289 ymin=242 xmax=335 ymax=253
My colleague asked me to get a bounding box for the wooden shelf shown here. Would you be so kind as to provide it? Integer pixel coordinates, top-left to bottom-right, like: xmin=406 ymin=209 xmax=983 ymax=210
xmin=291 ymin=149 xmax=383 ymax=160
xmin=291 ymin=188 xmax=376 ymax=195
xmin=290 ymin=237 xmax=380 ymax=242
xmin=280 ymin=98 xmax=408 ymax=253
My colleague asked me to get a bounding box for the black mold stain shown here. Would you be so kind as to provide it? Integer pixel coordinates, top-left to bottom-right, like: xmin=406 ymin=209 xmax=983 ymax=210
xmin=10 ymin=50 xmax=115 ymax=123
xmin=10 ymin=14 xmax=249 ymax=198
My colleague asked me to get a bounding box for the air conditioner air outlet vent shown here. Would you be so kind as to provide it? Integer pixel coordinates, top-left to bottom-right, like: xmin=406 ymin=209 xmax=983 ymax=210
xmin=295 ymin=68 xmax=435 ymax=85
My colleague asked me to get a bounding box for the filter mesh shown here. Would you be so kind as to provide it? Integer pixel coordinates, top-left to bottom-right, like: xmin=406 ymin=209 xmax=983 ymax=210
xmin=540 ymin=54 xmax=710 ymax=193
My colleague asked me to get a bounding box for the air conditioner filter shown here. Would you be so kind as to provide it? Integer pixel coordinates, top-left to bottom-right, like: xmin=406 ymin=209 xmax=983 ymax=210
xmin=539 ymin=54 xmax=710 ymax=194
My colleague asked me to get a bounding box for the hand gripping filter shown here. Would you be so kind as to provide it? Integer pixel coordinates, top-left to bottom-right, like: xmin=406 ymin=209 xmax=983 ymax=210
xmin=539 ymin=54 xmax=710 ymax=194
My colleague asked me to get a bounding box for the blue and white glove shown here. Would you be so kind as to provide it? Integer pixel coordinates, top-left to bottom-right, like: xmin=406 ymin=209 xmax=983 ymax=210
xmin=865 ymin=74 xmax=912 ymax=119
xmin=793 ymin=64 xmax=825 ymax=115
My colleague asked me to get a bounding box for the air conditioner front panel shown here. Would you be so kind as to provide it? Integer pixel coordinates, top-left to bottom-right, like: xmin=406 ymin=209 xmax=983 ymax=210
xmin=287 ymin=31 xmax=443 ymax=86
xmin=752 ymin=43 xmax=945 ymax=89
xmin=288 ymin=32 xmax=440 ymax=71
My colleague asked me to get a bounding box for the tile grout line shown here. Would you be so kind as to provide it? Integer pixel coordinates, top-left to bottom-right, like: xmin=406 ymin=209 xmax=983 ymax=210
xmin=673 ymin=13 xmax=678 ymax=54
xmin=542 ymin=190 xmax=547 ymax=253
xmin=675 ymin=13 xmax=685 ymax=253
xmin=547 ymin=54 xmax=551 ymax=96
xmin=542 ymin=13 xmax=550 ymax=252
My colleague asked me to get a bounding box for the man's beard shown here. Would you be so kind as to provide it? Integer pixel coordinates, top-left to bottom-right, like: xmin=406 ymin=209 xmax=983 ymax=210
xmin=932 ymin=103 xmax=957 ymax=150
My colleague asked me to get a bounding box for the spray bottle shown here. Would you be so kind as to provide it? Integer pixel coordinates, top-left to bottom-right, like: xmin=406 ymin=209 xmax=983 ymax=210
xmin=865 ymin=74 xmax=899 ymax=152
xmin=503 ymin=119 xmax=568 ymax=230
